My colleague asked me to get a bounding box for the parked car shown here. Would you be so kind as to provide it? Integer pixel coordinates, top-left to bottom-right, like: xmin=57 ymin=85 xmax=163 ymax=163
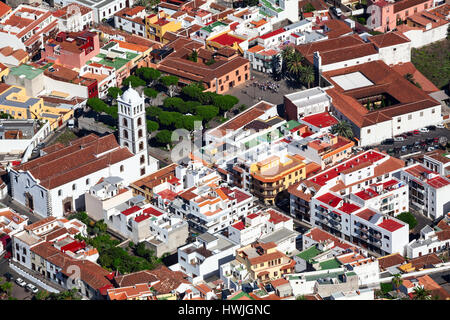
xmin=427 ymin=147 xmax=435 ymax=152
xmin=413 ymin=130 xmax=420 ymax=135
xmin=419 ymin=127 xmax=429 ymax=133
xmin=436 ymin=124 xmax=445 ymax=129
xmin=383 ymin=138 xmax=394 ymax=145
xmin=434 ymin=137 xmax=439 ymax=143
xmin=406 ymin=131 xmax=414 ymax=136
xmin=394 ymin=136 xmax=405 ymax=142
xmin=4 ymin=272 xmax=13 ymax=282
xmin=15 ymin=278 xmax=26 ymax=287
xmin=427 ymin=125 xmax=436 ymax=131
xmin=401 ymin=146 xmax=407 ymax=152
xmin=25 ymin=283 xmax=38 ymax=294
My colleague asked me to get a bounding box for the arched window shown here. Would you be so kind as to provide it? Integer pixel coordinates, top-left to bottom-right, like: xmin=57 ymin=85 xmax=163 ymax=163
xmin=123 ymin=130 xmax=128 ymax=139
xmin=140 ymin=155 xmax=145 ymax=164
xmin=139 ymin=142 xmax=144 ymax=151
xmin=138 ymin=129 xmax=143 ymax=138
xmin=124 ymin=142 xmax=129 ymax=148
xmin=86 ymin=178 xmax=90 ymax=185
xmin=123 ymin=118 xmax=128 ymax=127
xmin=120 ymin=165 xmax=124 ymax=172
xmin=72 ymin=184 xmax=76 ymax=191
xmin=137 ymin=117 xmax=142 ymax=126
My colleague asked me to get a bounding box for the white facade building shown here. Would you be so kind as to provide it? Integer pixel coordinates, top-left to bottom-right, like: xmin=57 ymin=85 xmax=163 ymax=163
xmin=177 ymin=232 xmax=239 ymax=283
xmin=53 ymin=0 xmax=133 ymax=23
xmin=9 ymin=132 xmax=156 ymax=218
xmin=397 ymin=163 xmax=450 ymax=220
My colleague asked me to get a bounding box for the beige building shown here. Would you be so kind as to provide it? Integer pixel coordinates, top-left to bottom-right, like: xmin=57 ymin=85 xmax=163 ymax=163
xmin=236 ymin=242 xmax=296 ymax=284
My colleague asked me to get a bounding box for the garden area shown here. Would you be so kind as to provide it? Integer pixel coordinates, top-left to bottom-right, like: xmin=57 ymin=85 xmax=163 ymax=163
xmin=396 ymin=211 xmax=418 ymax=230
xmin=86 ymin=67 xmax=244 ymax=150
xmin=411 ymin=38 xmax=450 ymax=90
xmin=68 ymin=211 xmax=165 ymax=274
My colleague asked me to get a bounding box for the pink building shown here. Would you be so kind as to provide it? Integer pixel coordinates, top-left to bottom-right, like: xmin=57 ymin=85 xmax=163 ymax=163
xmin=42 ymin=31 xmax=100 ymax=70
xmin=367 ymin=0 xmax=433 ymax=32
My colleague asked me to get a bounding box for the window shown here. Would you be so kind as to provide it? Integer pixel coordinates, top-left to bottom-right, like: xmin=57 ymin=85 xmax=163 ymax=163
xmin=58 ymin=189 xmax=62 ymax=196
xmin=123 ymin=130 xmax=129 ymax=139
xmin=120 ymin=165 xmax=124 ymax=172
xmin=123 ymin=118 xmax=128 ymax=127
xmin=137 ymin=117 xmax=142 ymax=126
xmin=138 ymin=129 xmax=143 ymax=138
xmin=139 ymin=142 xmax=144 ymax=151
xmin=140 ymin=155 xmax=145 ymax=165
xmin=86 ymin=178 xmax=90 ymax=185
xmin=72 ymin=184 xmax=76 ymax=191
xmin=367 ymin=129 xmax=371 ymax=134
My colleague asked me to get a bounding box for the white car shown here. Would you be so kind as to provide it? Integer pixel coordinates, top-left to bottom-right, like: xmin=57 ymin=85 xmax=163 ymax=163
xmin=394 ymin=136 xmax=405 ymax=142
xmin=427 ymin=147 xmax=435 ymax=152
xmin=419 ymin=127 xmax=429 ymax=133
xmin=15 ymin=278 xmax=26 ymax=287
xmin=436 ymin=124 xmax=445 ymax=129
xmin=26 ymin=283 xmax=38 ymax=294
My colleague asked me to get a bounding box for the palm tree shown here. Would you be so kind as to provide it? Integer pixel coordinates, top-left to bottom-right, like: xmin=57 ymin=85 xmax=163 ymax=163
xmin=286 ymin=50 xmax=304 ymax=79
xmin=281 ymin=46 xmax=295 ymax=76
xmin=330 ymin=121 xmax=354 ymax=139
xmin=391 ymin=274 xmax=403 ymax=292
xmin=271 ymin=54 xmax=281 ymax=80
xmin=300 ymin=65 xmax=315 ymax=88
xmin=412 ymin=286 xmax=432 ymax=300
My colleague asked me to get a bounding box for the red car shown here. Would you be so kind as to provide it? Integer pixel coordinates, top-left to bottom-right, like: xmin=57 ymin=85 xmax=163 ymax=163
xmin=413 ymin=130 xmax=420 ymax=135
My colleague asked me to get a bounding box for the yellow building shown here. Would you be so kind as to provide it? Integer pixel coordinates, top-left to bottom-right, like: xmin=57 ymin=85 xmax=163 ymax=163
xmin=250 ymin=154 xmax=306 ymax=205
xmin=236 ymin=242 xmax=296 ymax=283
xmin=0 ymin=84 xmax=73 ymax=130
xmin=146 ymin=12 xmax=182 ymax=43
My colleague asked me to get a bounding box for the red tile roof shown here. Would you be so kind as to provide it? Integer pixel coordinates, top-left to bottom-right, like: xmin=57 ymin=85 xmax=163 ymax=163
xmin=232 ymin=221 xmax=245 ymax=230
xmin=121 ymin=206 xmax=141 ymax=216
xmin=378 ymin=218 xmax=404 ymax=232
xmin=316 ymin=193 xmax=342 ymax=207
xmin=301 ymin=112 xmax=339 ymax=128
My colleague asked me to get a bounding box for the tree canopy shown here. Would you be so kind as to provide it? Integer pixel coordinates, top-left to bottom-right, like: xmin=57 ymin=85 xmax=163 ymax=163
xmin=123 ymin=75 xmax=146 ymax=88
xmin=155 ymin=129 xmax=172 ymax=145
xmin=107 ymin=87 xmax=123 ymax=99
xmin=136 ymin=67 xmax=161 ymax=83
xmin=195 ymin=105 xmax=219 ymax=122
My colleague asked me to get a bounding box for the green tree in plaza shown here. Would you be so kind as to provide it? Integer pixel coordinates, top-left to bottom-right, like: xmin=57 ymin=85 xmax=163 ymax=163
xmin=146 ymin=120 xmax=159 ymax=133
xmin=143 ymin=88 xmax=158 ymax=105
xmin=146 ymin=106 xmax=162 ymax=119
xmin=107 ymin=87 xmax=123 ymax=99
xmin=136 ymin=67 xmax=161 ymax=85
xmin=330 ymin=121 xmax=354 ymax=139
xmin=155 ymin=130 xmax=173 ymax=146
xmin=163 ymin=97 xmax=185 ymax=111
xmin=212 ymin=95 xmax=239 ymax=112
xmin=182 ymin=84 xmax=204 ymax=101
xmin=160 ymin=75 xmax=179 ymax=97
xmin=271 ymin=54 xmax=282 ymax=80
xmin=300 ymin=65 xmax=315 ymax=89
xmin=286 ymin=50 xmax=305 ymax=79
xmin=195 ymin=105 xmax=219 ymax=122
xmin=123 ymin=75 xmax=146 ymax=88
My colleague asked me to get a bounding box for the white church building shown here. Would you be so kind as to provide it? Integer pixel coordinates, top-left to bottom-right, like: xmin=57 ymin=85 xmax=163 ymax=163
xmin=8 ymin=87 xmax=158 ymax=218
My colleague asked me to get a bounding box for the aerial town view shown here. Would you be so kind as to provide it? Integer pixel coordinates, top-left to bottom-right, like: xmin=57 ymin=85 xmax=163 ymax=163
xmin=0 ymin=0 xmax=449 ymax=307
